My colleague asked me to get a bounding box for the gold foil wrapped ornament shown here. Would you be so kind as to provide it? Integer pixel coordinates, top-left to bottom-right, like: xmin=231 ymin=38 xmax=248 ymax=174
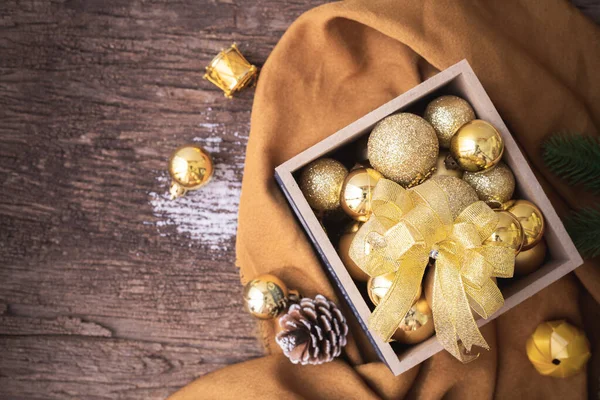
xmin=450 ymin=120 xmax=504 ymax=172
xmin=168 ymin=145 xmax=214 ymax=199
xmin=368 ymin=113 xmax=439 ymax=187
xmin=432 ymin=150 xmax=463 ymax=179
xmin=505 ymin=200 xmax=545 ymax=251
xmin=299 ymin=158 xmax=348 ymax=211
xmin=526 ymin=320 xmax=591 ymax=378
xmin=424 ymin=95 xmax=475 ymax=148
xmin=338 ymin=221 xmax=369 ymax=282
xmin=463 ymin=162 xmax=515 ymax=208
xmin=243 ymin=274 xmax=289 ymax=319
xmin=340 ymin=168 xmax=383 ymax=221
xmin=515 ymin=238 xmax=547 ymax=276
xmin=483 ymin=210 xmax=524 ymax=254
xmin=204 ymin=43 xmax=258 ymax=98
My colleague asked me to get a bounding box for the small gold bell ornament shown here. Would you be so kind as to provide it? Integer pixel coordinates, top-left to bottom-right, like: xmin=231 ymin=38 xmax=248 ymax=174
xmin=340 ymin=167 xmax=383 ymax=221
xmin=526 ymin=320 xmax=591 ymax=378
xmin=168 ymin=145 xmax=214 ymax=199
xmin=204 ymin=43 xmax=258 ymax=98
xmin=299 ymin=158 xmax=348 ymax=212
xmin=450 ymin=120 xmax=504 ymax=172
xmin=243 ymin=274 xmax=289 ymax=319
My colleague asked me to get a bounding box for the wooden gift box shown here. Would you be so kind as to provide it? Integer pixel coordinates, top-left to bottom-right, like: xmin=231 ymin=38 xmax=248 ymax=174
xmin=274 ymin=60 xmax=583 ymax=375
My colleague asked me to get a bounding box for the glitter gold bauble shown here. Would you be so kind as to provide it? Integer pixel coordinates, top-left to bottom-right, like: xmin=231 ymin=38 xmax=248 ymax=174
xmin=505 ymin=200 xmax=545 ymax=251
xmin=432 ymin=150 xmax=463 ymax=179
xmin=338 ymin=221 xmax=369 ymax=282
xmin=515 ymin=238 xmax=547 ymax=276
xmin=429 ymin=175 xmax=479 ymax=219
xmin=368 ymin=113 xmax=439 ymax=187
xmin=424 ymin=95 xmax=476 ymax=148
xmin=340 ymin=168 xmax=383 ymax=221
xmin=526 ymin=320 xmax=591 ymax=378
xmin=368 ymin=273 xmax=422 ymax=306
xmin=392 ymin=295 xmax=435 ymax=344
xmin=483 ymin=210 xmax=524 ymax=254
xmin=450 ymin=120 xmax=504 ymax=172
xmin=168 ymin=145 xmax=214 ymax=199
xmin=243 ymin=274 xmax=289 ymax=319
xmin=463 ymin=162 xmax=515 ymax=208
xmin=299 ymin=158 xmax=348 ymax=211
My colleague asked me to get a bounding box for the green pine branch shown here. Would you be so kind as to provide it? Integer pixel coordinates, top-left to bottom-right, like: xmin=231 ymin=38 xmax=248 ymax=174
xmin=542 ymin=133 xmax=600 ymax=194
xmin=565 ymin=207 xmax=600 ymax=259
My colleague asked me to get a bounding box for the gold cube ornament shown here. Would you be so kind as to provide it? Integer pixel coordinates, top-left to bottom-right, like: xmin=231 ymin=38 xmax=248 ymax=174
xmin=204 ymin=43 xmax=258 ymax=98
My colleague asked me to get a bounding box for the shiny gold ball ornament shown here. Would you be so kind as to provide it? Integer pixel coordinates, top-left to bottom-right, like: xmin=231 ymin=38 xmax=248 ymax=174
xmin=429 ymin=175 xmax=479 ymax=219
xmin=168 ymin=145 xmax=214 ymax=199
xmin=368 ymin=113 xmax=439 ymax=187
xmin=392 ymin=296 xmax=435 ymax=344
xmin=505 ymin=200 xmax=545 ymax=251
xmin=515 ymin=238 xmax=547 ymax=276
xmin=340 ymin=168 xmax=383 ymax=221
xmin=432 ymin=150 xmax=463 ymax=179
xmin=450 ymin=120 xmax=504 ymax=172
xmin=299 ymin=158 xmax=348 ymax=211
xmin=483 ymin=210 xmax=524 ymax=254
xmin=424 ymin=95 xmax=476 ymax=148
xmin=338 ymin=221 xmax=369 ymax=282
xmin=368 ymin=273 xmax=422 ymax=306
xmin=526 ymin=320 xmax=591 ymax=378
xmin=243 ymin=274 xmax=289 ymax=319
xmin=463 ymin=162 xmax=515 ymax=208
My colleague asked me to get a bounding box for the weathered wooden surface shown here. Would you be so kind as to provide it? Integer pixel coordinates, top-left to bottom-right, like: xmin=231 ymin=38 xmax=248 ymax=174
xmin=0 ymin=1 xmax=598 ymax=399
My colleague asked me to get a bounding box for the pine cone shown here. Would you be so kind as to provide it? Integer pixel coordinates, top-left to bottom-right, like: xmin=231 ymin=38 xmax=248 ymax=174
xmin=275 ymin=294 xmax=348 ymax=365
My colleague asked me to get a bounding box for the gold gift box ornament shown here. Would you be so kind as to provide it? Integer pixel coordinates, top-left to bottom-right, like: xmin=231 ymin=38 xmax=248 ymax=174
xmin=204 ymin=43 xmax=258 ymax=98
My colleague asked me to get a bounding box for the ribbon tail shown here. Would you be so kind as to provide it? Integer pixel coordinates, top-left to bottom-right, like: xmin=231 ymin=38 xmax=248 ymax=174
xmin=369 ymin=255 xmax=427 ymax=341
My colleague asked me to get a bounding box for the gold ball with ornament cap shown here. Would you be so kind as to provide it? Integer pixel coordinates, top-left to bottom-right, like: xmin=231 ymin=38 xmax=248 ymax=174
xmin=424 ymin=95 xmax=476 ymax=148
xmin=450 ymin=120 xmax=504 ymax=172
xmin=432 ymin=150 xmax=463 ymax=179
xmin=299 ymin=158 xmax=348 ymax=211
xmin=168 ymin=145 xmax=214 ymax=199
xmin=243 ymin=274 xmax=289 ymax=319
xmin=340 ymin=168 xmax=383 ymax=221
xmin=368 ymin=113 xmax=439 ymax=187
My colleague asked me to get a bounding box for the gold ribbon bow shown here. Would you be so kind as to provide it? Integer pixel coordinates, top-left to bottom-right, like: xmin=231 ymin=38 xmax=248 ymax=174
xmin=349 ymin=178 xmax=515 ymax=362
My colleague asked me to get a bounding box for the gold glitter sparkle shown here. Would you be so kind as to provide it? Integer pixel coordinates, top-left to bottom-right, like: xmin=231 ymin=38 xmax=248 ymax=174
xmin=368 ymin=113 xmax=439 ymax=187
xmin=430 ymin=175 xmax=479 ymax=219
xmin=463 ymin=162 xmax=515 ymax=207
xmin=299 ymin=158 xmax=348 ymax=211
xmin=424 ymin=95 xmax=475 ymax=148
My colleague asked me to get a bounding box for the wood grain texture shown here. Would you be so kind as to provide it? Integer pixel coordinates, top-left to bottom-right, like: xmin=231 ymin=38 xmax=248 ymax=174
xmin=0 ymin=0 xmax=596 ymax=399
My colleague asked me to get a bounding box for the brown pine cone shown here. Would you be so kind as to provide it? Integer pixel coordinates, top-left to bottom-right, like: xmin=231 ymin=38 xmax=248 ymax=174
xmin=275 ymin=294 xmax=348 ymax=365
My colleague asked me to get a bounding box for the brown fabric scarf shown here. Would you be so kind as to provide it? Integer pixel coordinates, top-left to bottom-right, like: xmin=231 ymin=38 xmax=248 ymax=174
xmin=170 ymin=0 xmax=600 ymax=398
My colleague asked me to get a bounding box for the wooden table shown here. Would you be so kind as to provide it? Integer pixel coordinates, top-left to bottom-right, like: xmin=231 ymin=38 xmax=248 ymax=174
xmin=0 ymin=1 xmax=598 ymax=399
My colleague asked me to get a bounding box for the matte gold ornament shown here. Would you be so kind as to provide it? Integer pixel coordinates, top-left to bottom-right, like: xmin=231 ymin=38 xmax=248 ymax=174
xmin=424 ymin=95 xmax=476 ymax=148
xmin=392 ymin=295 xmax=435 ymax=344
xmin=450 ymin=120 xmax=504 ymax=172
xmin=243 ymin=274 xmax=289 ymax=319
xmin=204 ymin=43 xmax=258 ymax=98
xmin=368 ymin=273 xmax=422 ymax=307
xmin=463 ymin=162 xmax=515 ymax=208
xmin=338 ymin=221 xmax=369 ymax=282
xmin=483 ymin=210 xmax=524 ymax=254
xmin=299 ymin=158 xmax=348 ymax=211
xmin=515 ymin=238 xmax=547 ymax=276
xmin=368 ymin=113 xmax=439 ymax=187
xmin=169 ymin=145 xmax=214 ymax=199
xmin=505 ymin=200 xmax=545 ymax=251
xmin=432 ymin=150 xmax=463 ymax=179
xmin=429 ymin=175 xmax=479 ymax=219
xmin=526 ymin=320 xmax=591 ymax=378
xmin=340 ymin=168 xmax=383 ymax=221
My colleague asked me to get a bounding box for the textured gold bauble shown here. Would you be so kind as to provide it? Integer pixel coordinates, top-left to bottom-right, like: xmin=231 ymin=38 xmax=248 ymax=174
xmin=169 ymin=145 xmax=214 ymax=199
xmin=450 ymin=120 xmax=504 ymax=172
xmin=505 ymin=200 xmax=545 ymax=251
xmin=463 ymin=161 xmax=515 ymax=208
xmin=368 ymin=273 xmax=422 ymax=306
xmin=338 ymin=221 xmax=369 ymax=282
xmin=392 ymin=296 xmax=435 ymax=344
xmin=243 ymin=274 xmax=289 ymax=319
xmin=340 ymin=168 xmax=383 ymax=221
xmin=483 ymin=210 xmax=524 ymax=254
xmin=515 ymin=238 xmax=547 ymax=276
xmin=429 ymin=175 xmax=479 ymax=219
xmin=424 ymin=95 xmax=476 ymax=148
xmin=368 ymin=113 xmax=439 ymax=187
xmin=299 ymin=158 xmax=348 ymax=211
xmin=432 ymin=150 xmax=463 ymax=179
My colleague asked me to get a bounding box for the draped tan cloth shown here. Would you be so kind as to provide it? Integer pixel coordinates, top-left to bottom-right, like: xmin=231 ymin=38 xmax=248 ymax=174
xmin=170 ymin=0 xmax=600 ymax=398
